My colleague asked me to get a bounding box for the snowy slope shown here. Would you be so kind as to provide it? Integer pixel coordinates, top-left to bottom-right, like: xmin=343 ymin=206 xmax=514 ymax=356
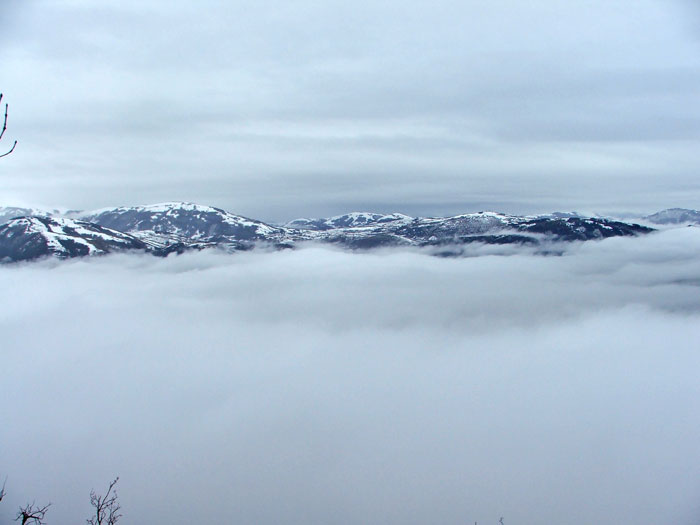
xmin=82 ymin=202 xmax=286 ymax=244
xmin=287 ymin=212 xmax=414 ymax=231
xmin=305 ymin=211 xmax=650 ymax=246
xmin=0 ymin=216 xmax=149 ymax=262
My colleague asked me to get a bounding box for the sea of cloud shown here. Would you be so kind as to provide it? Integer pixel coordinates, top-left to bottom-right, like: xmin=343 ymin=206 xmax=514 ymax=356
xmin=2 ymin=227 xmax=700 ymax=524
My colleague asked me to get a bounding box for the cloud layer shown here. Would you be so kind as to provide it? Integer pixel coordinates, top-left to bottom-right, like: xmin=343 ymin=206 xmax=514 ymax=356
xmin=2 ymin=0 xmax=700 ymax=217
xmin=2 ymin=229 xmax=700 ymax=524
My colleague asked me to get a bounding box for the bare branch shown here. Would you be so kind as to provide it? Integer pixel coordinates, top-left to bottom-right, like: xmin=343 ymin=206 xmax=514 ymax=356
xmin=1 ymin=97 xmax=9 ymax=141
xmin=15 ymin=502 xmax=51 ymax=525
xmin=0 ymin=140 xmax=17 ymax=158
xmin=0 ymin=476 xmax=7 ymax=502
xmin=0 ymin=93 xmax=4 ymax=138
xmin=87 ymin=477 xmax=121 ymax=525
xmin=0 ymin=92 xmax=18 ymax=158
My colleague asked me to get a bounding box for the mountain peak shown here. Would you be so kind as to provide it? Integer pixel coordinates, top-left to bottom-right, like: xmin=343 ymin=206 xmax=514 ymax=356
xmin=644 ymin=208 xmax=700 ymax=225
xmin=81 ymin=202 xmax=284 ymax=244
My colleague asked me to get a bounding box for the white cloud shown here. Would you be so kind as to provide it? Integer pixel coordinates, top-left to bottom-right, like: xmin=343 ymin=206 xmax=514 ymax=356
xmin=2 ymin=229 xmax=700 ymax=524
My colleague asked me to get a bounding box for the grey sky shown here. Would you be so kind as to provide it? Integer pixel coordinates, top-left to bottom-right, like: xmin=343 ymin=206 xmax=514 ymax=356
xmin=1 ymin=0 xmax=699 ymax=220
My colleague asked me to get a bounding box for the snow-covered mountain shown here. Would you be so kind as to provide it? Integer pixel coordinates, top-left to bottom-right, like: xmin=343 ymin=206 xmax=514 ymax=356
xmin=81 ymin=202 xmax=287 ymax=246
xmin=644 ymin=208 xmax=700 ymax=225
xmin=287 ymin=212 xmax=413 ymax=231
xmin=0 ymin=206 xmax=85 ymax=225
xmin=0 ymin=202 xmax=656 ymax=262
xmin=0 ymin=206 xmax=52 ymax=225
xmin=311 ymin=211 xmax=650 ymax=247
xmin=0 ymin=216 xmax=149 ymax=262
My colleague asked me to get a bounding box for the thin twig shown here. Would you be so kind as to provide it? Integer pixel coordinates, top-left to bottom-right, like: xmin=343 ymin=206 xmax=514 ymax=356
xmin=0 ymin=93 xmax=18 ymax=157
xmin=1 ymin=100 xmax=8 ymax=141
xmin=15 ymin=502 xmax=51 ymax=525
xmin=0 ymin=140 xmax=17 ymax=158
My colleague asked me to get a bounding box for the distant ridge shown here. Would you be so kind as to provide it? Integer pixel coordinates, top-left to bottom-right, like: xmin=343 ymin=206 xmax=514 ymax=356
xmin=644 ymin=208 xmax=700 ymax=225
xmin=0 ymin=202 xmax=663 ymax=262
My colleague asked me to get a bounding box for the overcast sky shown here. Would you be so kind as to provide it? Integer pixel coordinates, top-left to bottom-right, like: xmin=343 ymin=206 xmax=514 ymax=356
xmin=1 ymin=0 xmax=700 ymax=220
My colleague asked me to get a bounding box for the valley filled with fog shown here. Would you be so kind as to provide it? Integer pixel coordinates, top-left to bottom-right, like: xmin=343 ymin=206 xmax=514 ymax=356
xmin=2 ymin=227 xmax=700 ymax=524
xmin=3 ymin=0 xmax=700 ymax=523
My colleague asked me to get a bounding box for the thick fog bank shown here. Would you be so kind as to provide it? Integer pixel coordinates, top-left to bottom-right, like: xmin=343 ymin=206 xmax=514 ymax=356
xmin=2 ymin=228 xmax=700 ymax=524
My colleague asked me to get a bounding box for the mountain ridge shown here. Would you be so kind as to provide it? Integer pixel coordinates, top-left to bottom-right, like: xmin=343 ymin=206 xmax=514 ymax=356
xmin=0 ymin=202 xmax=673 ymax=262
xmin=0 ymin=216 xmax=150 ymax=262
xmin=643 ymin=208 xmax=700 ymax=225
